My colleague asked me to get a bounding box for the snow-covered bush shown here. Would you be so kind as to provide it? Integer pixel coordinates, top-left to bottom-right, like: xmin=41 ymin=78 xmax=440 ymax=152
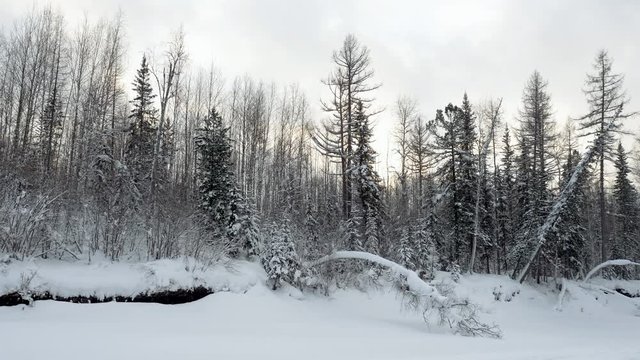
xmin=448 ymin=262 xmax=461 ymax=282
xmin=261 ymin=224 xmax=305 ymax=290
xmin=0 ymin=176 xmax=53 ymax=259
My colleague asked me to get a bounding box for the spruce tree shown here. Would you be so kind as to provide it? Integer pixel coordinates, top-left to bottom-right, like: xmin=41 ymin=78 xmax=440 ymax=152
xmin=612 ymin=142 xmax=639 ymax=276
xmin=457 ymin=94 xmax=478 ymax=267
xmin=261 ymin=222 xmax=304 ymax=290
xmin=127 ymin=55 xmax=157 ymax=194
xmin=413 ymin=176 xmax=441 ymax=275
xmin=195 ymin=108 xmax=259 ymax=256
xmin=553 ymin=146 xmax=589 ymax=278
xmin=510 ymin=71 xmax=555 ymax=281
xmin=432 ymin=94 xmax=478 ymax=269
xmin=351 ymin=101 xmax=385 ymax=254
xmin=496 ymin=126 xmax=515 ymax=271
xmin=397 ymin=226 xmax=414 ymax=270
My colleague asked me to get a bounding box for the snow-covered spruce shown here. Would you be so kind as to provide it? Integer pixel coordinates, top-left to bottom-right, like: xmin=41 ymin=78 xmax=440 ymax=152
xmin=261 ymin=224 xmax=306 ymax=290
xmin=306 ymin=251 xmax=501 ymax=338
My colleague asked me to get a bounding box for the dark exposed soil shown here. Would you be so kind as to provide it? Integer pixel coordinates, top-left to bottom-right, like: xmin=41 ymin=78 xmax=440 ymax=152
xmin=0 ymin=286 xmax=213 ymax=306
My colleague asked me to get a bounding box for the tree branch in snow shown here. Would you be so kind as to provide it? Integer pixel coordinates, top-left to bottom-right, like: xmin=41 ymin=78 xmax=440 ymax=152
xmin=306 ymin=251 xmax=502 ymax=338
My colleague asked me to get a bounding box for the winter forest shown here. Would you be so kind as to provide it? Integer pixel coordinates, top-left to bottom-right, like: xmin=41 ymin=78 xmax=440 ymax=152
xmin=1 ymin=3 xmax=640 ymax=359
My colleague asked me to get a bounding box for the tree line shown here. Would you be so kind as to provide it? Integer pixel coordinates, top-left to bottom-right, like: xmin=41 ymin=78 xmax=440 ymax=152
xmin=0 ymin=7 xmax=637 ymax=283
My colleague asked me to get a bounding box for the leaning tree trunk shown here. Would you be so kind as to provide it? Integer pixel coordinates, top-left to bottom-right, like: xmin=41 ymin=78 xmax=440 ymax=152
xmin=516 ymin=109 xmax=622 ymax=283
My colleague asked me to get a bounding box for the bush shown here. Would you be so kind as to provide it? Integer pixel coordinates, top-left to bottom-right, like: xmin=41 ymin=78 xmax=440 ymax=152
xmin=261 ymin=223 xmax=304 ymax=290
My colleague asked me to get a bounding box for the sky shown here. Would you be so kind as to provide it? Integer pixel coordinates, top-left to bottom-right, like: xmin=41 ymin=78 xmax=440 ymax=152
xmin=1 ymin=0 xmax=639 ymax=173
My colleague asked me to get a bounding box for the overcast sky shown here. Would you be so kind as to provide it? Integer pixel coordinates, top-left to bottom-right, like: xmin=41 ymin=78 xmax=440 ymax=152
xmin=2 ymin=0 xmax=639 ymax=170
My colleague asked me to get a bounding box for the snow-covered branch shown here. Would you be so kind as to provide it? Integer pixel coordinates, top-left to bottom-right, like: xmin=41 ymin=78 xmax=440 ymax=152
xmin=306 ymin=251 xmax=502 ymax=338
xmin=555 ymin=259 xmax=640 ymax=311
xmin=583 ymin=259 xmax=640 ymax=283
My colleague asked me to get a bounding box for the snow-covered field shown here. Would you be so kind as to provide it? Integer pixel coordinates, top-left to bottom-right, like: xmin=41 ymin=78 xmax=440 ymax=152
xmin=1 ymin=258 xmax=639 ymax=360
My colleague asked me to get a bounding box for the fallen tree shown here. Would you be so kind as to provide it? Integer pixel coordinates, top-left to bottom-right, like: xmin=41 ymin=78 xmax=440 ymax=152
xmin=306 ymin=251 xmax=502 ymax=338
xmin=555 ymin=259 xmax=640 ymax=311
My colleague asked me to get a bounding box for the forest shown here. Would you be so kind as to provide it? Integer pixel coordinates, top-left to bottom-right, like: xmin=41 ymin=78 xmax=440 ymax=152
xmin=0 ymin=6 xmax=638 ymax=290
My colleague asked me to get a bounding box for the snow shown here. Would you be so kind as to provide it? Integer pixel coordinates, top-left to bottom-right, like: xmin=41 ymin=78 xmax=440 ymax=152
xmin=1 ymin=259 xmax=640 ymax=359
xmin=0 ymin=256 xmax=262 ymax=298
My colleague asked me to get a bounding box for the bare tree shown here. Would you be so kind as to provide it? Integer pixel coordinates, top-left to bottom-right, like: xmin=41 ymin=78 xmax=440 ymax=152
xmin=394 ymin=96 xmax=417 ymax=218
xmin=313 ymin=34 xmax=381 ymax=220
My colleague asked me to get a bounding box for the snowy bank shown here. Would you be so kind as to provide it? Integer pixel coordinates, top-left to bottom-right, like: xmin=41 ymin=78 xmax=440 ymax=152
xmin=0 ymin=256 xmax=263 ymax=304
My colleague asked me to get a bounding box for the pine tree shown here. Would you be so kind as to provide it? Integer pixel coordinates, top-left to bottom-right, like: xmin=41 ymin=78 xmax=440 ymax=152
xmin=195 ymin=108 xmax=259 ymax=256
xmin=351 ymin=101 xmax=384 ymax=254
xmin=413 ymin=179 xmax=440 ymax=276
xmin=315 ymin=35 xmax=380 ymax=221
xmin=577 ymin=50 xmax=634 ymax=263
xmin=553 ymin=145 xmax=589 ymax=278
xmin=261 ymin=222 xmax=304 ymax=290
xmin=303 ymin=198 xmax=321 ymax=258
xmin=510 ymin=71 xmax=555 ymax=281
xmin=432 ymin=106 xmax=461 ymax=266
xmin=457 ymin=94 xmax=478 ymax=266
xmin=127 ymin=55 xmax=157 ymax=195
xmin=228 ymin=188 xmax=261 ymax=256
xmin=496 ymin=126 xmax=515 ymax=272
xmin=612 ymin=142 xmax=639 ymax=277
xmin=39 ymin=87 xmax=63 ymax=176
xmin=432 ymin=94 xmax=477 ymax=268
xmin=397 ymin=226 xmax=414 ymax=270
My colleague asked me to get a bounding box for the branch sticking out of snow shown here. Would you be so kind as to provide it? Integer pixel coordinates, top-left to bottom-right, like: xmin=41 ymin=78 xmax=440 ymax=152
xmin=306 ymin=251 xmax=502 ymax=338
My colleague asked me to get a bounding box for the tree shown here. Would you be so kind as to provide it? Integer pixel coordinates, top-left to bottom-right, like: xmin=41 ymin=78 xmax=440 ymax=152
xmin=394 ymin=96 xmax=417 ymax=218
xmin=350 ymin=101 xmax=384 ymax=254
xmin=469 ymin=98 xmax=502 ymax=273
xmin=261 ymin=222 xmax=304 ymax=290
xmin=431 ymin=106 xmax=461 ymax=266
xmin=552 ymin=131 xmax=589 ymax=278
xmin=510 ymin=71 xmax=555 ymax=281
xmin=577 ymin=50 xmax=635 ymax=263
xmin=407 ymin=115 xmax=431 ymax=215
xmin=150 ymin=28 xmax=187 ymax=200
xmin=611 ymin=142 xmax=639 ymax=277
xmin=127 ymin=55 xmax=157 ymax=195
xmin=515 ymin=108 xmax=622 ymax=283
xmin=313 ymin=34 xmax=380 ymax=221
xmin=195 ymin=108 xmax=259 ymax=256
xmin=431 ymin=94 xmax=477 ymax=269
xmin=397 ymin=226 xmax=414 ymax=270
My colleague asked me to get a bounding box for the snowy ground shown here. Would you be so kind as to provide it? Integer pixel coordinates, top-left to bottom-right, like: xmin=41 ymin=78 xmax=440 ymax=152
xmin=1 ymin=258 xmax=639 ymax=360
